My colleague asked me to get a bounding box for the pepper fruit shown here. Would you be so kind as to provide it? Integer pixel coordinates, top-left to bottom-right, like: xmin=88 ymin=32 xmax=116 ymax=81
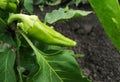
xmin=0 ymin=0 xmax=19 ymax=12
xmin=8 ymin=13 xmax=77 ymax=46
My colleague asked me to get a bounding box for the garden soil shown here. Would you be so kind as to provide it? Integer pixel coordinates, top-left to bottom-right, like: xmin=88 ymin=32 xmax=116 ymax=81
xmin=34 ymin=4 xmax=120 ymax=82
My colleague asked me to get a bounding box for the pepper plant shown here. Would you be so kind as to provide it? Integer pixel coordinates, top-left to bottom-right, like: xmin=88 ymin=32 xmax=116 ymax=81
xmin=0 ymin=0 xmax=91 ymax=82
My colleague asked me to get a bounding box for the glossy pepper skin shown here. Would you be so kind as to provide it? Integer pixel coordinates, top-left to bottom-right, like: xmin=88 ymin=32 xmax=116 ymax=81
xmin=8 ymin=13 xmax=77 ymax=46
xmin=0 ymin=0 xmax=18 ymax=12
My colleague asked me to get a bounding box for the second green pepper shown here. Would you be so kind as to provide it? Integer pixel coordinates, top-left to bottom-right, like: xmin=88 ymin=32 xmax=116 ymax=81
xmin=0 ymin=0 xmax=18 ymax=12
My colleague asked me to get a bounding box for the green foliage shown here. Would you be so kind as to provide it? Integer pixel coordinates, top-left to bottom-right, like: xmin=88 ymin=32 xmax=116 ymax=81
xmin=0 ymin=46 xmax=16 ymax=82
xmin=0 ymin=18 xmax=6 ymax=29
xmin=34 ymin=0 xmax=61 ymax=6
xmin=45 ymin=7 xmax=92 ymax=24
xmin=0 ymin=9 xmax=9 ymax=22
xmin=0 ymin=26 xmax=16 ymax=82
xmin=74 ymin=0 xmax=82 ymax=6
xmin=25 ymin=0 xmax=62 ymax=13
xmin=21 ymin=32 xmax=91 ymax=82
xmin=88 ymin=0 xmax=120 ymax=50
xmin=19 ymin=42 xmax=39 ymax=81
xmin=72 ymin=0 xmax=88 ymax=6
xmin=0 ymin=0 xmax=92 ymax=82
xmin=34 ymin=0 xmax=88 ymax=6
xmin=24 ymin=0 xmax=33 ymax=14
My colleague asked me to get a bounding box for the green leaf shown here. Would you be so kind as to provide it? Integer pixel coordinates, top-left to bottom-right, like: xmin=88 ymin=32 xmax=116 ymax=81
xmin=0 ymin=17 xmax=7 ymax=29
xmin=41 ymin=50 xmax=90 ymax=82
xmin=0 ymin=43 xmax=16 ymax=82
xmin=24 ymin=0 xmax=33 ymax=14
xmin=20 ymin=31 xmax=91 ymax=82
xmin=88 ymin=0 xmax=120 ymax=50
xmin=0 ymin=9 xmax=8 ymax=29
xmin=45 ymin=7 xmax=92 ymax=24
xmin=34 ymin=0 xmax=46 ymax=5
xmin=0 ymin=32 xmax=16 ymax=47
xmin=0 ymin=21 xmax=16 ymax=82
xmin=46 ymin=0 xmax=61 ymax=6
xmin=19 ymin=44 xmax=39 ymax=79
xmin=0 ymin=10 xmax=8 ymax=31
xmin=21 ymin=32 xmax=63 ymax=82
xmin=34 ymin=0 xmax=61 ymax=6
xmin=33 ymin=40 xmax=64 ymax=54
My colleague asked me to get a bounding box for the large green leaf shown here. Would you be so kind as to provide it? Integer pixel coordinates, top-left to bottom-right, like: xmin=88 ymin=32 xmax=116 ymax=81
xmin=0 ymin=21 xmax=16 ymax=82
xmin=21 ymin=32 xmax=91 ymax=82
xmin=45 ymin=7 xmax=92 ymax=24
xmin=40 ymin=50 xmax=90 ymax=82
xmin=0 ymin=16 xmax=16 ymax=82
xmin=88 ymin=0 xmax=120 ymax=50
xmin=0 ymin=43 xmax=16 ymax=82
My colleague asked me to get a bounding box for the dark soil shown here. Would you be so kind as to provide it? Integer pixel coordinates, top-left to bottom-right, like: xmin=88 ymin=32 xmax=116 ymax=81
xmin=34 ymin=4 xmax=120 ymax=82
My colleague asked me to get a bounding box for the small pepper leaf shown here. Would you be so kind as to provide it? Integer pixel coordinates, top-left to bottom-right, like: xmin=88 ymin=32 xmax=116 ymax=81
xmin=46 ymin=0 xmax=61 ymax=6
xmin=44 ymin=7 xmax=92 ymax=24
xmin=24 ymin=0 xmax=33 ymax=14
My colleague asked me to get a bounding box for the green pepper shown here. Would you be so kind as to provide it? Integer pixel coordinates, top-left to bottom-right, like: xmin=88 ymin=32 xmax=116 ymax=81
xmin=8 ymin=13 xmax=77 ymax=46
xmin=0 ymin=0 xmax=19 ymax=12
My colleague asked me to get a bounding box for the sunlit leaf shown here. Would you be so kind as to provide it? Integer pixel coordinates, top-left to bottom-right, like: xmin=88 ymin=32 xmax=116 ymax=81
xmin=45 ymin=7 xmax=92 ymax=24
xmin=89 ymin=0 xmax=120 ymax=50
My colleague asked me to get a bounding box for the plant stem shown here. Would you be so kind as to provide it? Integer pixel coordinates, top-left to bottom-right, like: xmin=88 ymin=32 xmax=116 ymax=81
xmin=16 ymin=51 xmax=23 ymax=82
